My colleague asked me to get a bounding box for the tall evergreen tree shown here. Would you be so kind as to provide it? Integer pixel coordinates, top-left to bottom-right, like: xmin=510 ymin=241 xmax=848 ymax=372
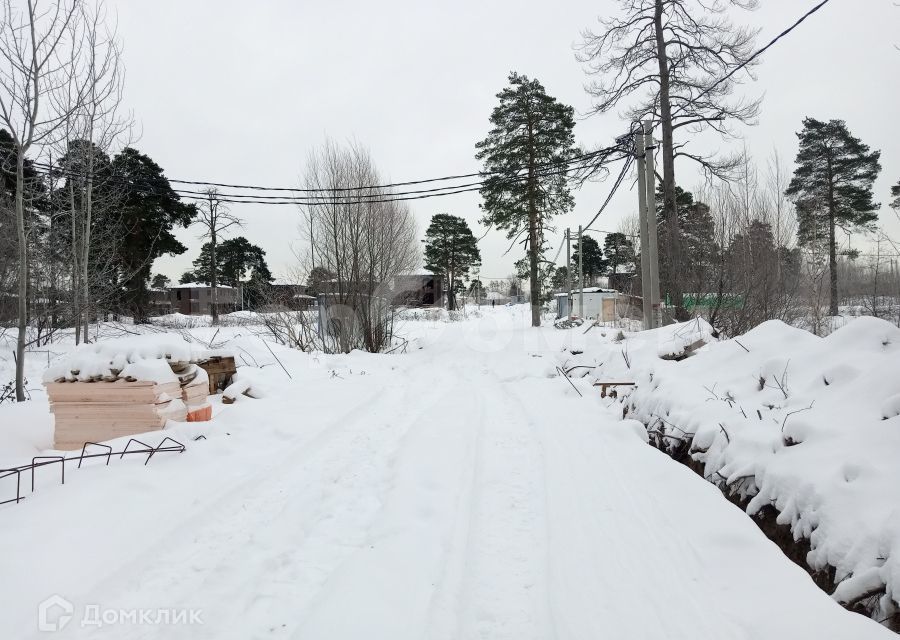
xmin=423 ymin=214 xmax=481 ymax=311
xmin=111 ymin=147 xmax=197 ymax=321
xmin=571 ymin=234 xmax=607 ymax=286
xmin=476 ymin=72 xmax=576 ymax=326
xmin=891 ymin=180 xmax=900 ymax=211
xmin=187 ymin=236 xmax=272 ymax=288
xmin=785 ymin=118 xmax=881 ymax=315
xmin=655 ymin=186 xmax=717 ymax=302
xmin=550 ymin=266 xmax=569 ymax=291
xmin=603 ymin=232 xmax=635 ymax=275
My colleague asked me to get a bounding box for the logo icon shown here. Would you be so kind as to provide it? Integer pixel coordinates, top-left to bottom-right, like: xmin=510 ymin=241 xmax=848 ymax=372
xmin=38 ymin=595 xmax=74 ymax=633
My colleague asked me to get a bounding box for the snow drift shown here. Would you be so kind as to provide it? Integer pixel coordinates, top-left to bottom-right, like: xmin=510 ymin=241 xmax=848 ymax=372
xmin=582 ymin=316 xmax=900 ymax=626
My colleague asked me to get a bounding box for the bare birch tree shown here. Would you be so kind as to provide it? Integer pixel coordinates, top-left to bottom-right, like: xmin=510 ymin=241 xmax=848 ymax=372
xmin=191 ymin=188 xmax=241 ymax=325
xmin=0 ymin=0 xmax=84 ymax=400
xmin=56 ymin=0 xmax=130 ymax=342
xmin=299 ymin=139 xmax=417 ymax=353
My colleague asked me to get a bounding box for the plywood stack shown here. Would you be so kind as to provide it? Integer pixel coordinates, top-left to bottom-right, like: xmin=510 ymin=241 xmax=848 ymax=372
xmin=46 ymin=378 xmax=188 ymax=450
xmin=42 ymin=334 xmax=222 ymax=451
xmin=177 ymin=364 xmax=212 ymax=422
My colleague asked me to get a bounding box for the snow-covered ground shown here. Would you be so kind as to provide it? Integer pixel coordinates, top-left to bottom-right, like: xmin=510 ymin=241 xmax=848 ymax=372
xmin=569 ymin=315 xmax=900 ymax=626
xmin=0 ymin=308 xmax=893 ymax=638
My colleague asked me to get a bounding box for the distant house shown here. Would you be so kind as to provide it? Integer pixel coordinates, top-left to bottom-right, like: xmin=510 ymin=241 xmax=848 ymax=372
xmin=266 ymin=284 xmax=316 ymax=311
xmin=149 ymin=289 xmax=173 ymax=315
xmin=391 ymin=273 xmax=444 ymax=308
xmin=169 ymin=283 xmax=238 ymax=315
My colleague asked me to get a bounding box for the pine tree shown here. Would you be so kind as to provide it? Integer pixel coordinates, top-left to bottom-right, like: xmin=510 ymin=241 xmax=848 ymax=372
xmin=655 ymin=186 xmax=717 ymax=303
xmin=571 ymin=234 xmax=607 ymax=286
xmin=550 ymin=266 xmax=569 ymax=291
xmin=111 ymin=147 xmax=197 ymax=322
xmin=188 ymin=236 xmax=272 ymax=288
xmin=786 ymin=118 xmax=881 ymax=315
xmin=423 ymin=214 xmax=481 ymax=311
xmin=891 ymin=180 xmax=900 ymax=211
xmin=151 ymin=274 xmax=170 ymax=290
xmin=603 ymin=232 xmax=635 ymax=275
xmin=476 ymin=72 xmax=576 ymax=326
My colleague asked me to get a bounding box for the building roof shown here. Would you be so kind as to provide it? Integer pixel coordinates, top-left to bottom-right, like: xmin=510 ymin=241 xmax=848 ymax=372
xmin=170 ymin=282 xmax=235 ymax=290
xmin=570 ymin=287 xmax=617 ymax=294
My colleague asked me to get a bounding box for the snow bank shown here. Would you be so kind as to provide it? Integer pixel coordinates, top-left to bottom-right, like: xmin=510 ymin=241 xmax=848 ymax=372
xmin=583 ymin=316 xmax=900 ymax=623
xmin=41 ymin=334 xmax=201 ymax=383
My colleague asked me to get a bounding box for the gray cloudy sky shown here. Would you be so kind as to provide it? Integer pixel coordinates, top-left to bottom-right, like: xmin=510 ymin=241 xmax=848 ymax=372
xmin=111 ymin=0 xmax=900 ymax=284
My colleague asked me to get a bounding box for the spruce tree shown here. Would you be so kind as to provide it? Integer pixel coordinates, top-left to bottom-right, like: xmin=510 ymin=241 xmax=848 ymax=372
xmin=476 ymin=72 xmax=576 ymax=326
xmin=603 ymin=232 xmax=635 ymax=275
xmin=423 ymin=213 xmax=481 ymax=311
xmin=785 ymin=118 xmax=881 ymax=315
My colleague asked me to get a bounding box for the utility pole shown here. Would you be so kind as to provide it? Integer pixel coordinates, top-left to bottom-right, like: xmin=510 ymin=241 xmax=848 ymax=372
xmin=578 ymin=224 xmax=584 ymax=319
xmin=644 ymin=120 xmax=661 ymax=328
xmin=565 ymin=228 xmax=572 ymax=319
xmin=635 ymin=129 xmax=652 ymax=329
xmin=475 ymin=266 xmax=481 ymax=306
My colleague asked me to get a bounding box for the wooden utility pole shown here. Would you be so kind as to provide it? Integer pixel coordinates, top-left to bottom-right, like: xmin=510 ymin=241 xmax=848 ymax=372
xmin=565 ymin=228 xmax=572 ymax=319
xmin=644 ymin=121 xmax=661 ymax=328
xmin=578 ymin=225 xmax=584 ymax=318
xmin=636 ymin=130 xmax=651 ymax=329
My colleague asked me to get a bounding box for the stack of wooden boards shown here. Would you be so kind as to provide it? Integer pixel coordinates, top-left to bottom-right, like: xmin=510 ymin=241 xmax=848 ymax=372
xmin=45 ymin=361 xmax=216 ymax=451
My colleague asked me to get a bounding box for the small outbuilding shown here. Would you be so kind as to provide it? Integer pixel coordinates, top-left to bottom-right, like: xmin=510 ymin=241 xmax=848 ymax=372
xmin=561 ymin=287 xmax=620 ymax=321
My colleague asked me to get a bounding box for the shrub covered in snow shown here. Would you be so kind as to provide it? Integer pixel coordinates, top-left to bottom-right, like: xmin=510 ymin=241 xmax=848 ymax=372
xmin=584 ymin=317 xmax=900 ymax=624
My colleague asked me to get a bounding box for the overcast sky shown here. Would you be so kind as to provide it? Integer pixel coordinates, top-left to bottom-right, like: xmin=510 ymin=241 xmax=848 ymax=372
xmin=111 ymin=0 xmax=900 ymax=284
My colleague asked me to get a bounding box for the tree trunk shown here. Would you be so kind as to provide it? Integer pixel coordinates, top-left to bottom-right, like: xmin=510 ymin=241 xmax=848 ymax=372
xmin=828 ymin=209 xmax=838 ymax=316
xmin=210 ymin=228 xmax=219 ymax=325
xmin=15 ymin=152 xmax=28 ymax=401
xmin=653 ymin=0 xmax=683 ymax=318
xmin=447 ymin=265 xmax=455 ymax=311
xmin=82 ymin=152 xmax=94 ymax=340
xmin=826 ymin=155 xmax=838 ymax=316
xmin=526 ymin=119 xmax=540 ymax=327
xmin=69 ymin=181 xmax=81 ymax=344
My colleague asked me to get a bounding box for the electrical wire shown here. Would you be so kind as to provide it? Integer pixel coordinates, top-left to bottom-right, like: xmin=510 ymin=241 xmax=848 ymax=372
xmin=25 ymin=144 xmax=625 ymax=196
xmin=28 ymin=146 xmax=631 ymax=207
xmin=671 ymin=0 xmax=833 ymax=120
xmin=580 ymin=154 xmax=634 ymax=232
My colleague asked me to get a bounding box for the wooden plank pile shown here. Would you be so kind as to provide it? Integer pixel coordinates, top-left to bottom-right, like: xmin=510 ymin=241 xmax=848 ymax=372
xmin=45 ymin=359 xmax=220 ymax=450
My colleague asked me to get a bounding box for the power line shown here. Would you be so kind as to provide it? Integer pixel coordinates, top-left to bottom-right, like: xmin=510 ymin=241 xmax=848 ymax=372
xmin=672 ymin=0 xmax=833 ymax=119
xmin=580 ymin=154 xmax=634 ymax=231
xmin=25 ymin=145 xmax=623 ymax=196
xmin=24 ymin=145 xmax=631 ymax=207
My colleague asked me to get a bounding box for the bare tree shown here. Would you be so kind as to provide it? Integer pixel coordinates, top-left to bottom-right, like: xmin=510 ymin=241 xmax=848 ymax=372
xmin=578 ymin=0 xmax=761 ymax=317
xmin=191 ymin=188 xmax=241 ymax=325
xmin=0 ymin=0 xmax=85 ymax=400
xmin=299 ymin=139 xmax=418 ymax=353
xmin=59 ymin=0 xmax=131 ymax=342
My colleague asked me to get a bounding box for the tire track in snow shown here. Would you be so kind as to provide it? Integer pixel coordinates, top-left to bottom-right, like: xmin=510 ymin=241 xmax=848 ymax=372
xmin=449 ymin=365 xmax=554 ymax=640
xmin=503 ymin=379 xmax=741 ymax=639
xmin=56 ymin=376 xmax=419 ymax=640
xmin=422 ymin=367 xmax=486 ymax=640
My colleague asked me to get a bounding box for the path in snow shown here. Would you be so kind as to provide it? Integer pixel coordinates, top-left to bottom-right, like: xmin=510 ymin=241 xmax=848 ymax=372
xmin=1 ymin=310 xmax=892 ymax=639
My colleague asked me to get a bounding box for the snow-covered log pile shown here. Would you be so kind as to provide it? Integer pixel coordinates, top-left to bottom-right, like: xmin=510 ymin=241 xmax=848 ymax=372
xmin=579 ymin=317 xmax=900 ymax=626
xmin=42 ymin=334 xmax=217 ymax=449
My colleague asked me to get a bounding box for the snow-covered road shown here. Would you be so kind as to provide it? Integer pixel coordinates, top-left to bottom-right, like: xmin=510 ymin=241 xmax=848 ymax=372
xmin=0 ymin=309 xmax=891 ymax=638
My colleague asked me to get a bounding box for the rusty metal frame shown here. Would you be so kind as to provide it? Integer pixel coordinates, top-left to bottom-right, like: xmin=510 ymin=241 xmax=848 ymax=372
xmin=0 ymin=436 xmax=188 ymax=508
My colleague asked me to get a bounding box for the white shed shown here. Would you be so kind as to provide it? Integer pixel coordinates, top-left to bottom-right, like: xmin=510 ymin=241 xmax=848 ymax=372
xmin=569 ymin=287 xmax=619 ymax=321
